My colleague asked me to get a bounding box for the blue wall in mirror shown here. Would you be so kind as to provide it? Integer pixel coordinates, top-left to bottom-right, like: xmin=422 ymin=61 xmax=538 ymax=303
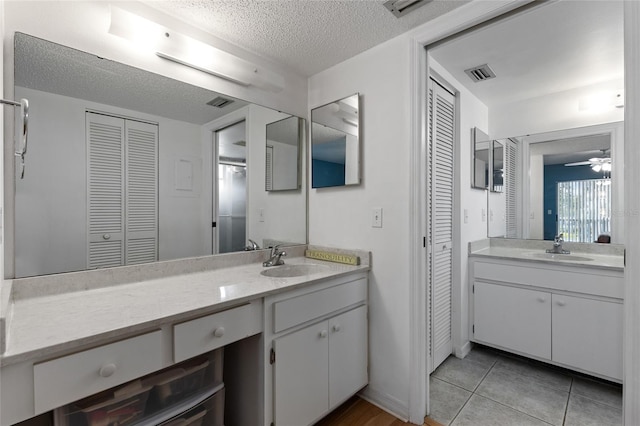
xmin=543 ymin=164 xmax=604 ymax=240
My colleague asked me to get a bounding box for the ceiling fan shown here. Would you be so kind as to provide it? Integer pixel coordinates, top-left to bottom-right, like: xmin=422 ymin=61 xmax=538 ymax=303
xmin=565 ymin=149 xmax=611 ymax=172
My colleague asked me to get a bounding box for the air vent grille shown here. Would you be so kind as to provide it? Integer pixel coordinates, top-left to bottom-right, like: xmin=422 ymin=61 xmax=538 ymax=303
xmin=464 ymin=64 xmax=496 ymax=82
xmin=207 ymin=96 xmax=234 ymax=108
xmin=383 ymin=0 xmax=432 ymax=18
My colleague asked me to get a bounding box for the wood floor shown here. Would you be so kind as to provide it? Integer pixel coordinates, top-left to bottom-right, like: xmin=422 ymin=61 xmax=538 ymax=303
xmin=315 ymin=397 xmax=444 ymax=426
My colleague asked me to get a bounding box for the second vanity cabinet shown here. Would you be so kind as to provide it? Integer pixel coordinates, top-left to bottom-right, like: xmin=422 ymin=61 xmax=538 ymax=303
xmin=471 ymin=257 xmax=623 ymax=382
xmin=264 ymin=273 xmax=368 ymax=426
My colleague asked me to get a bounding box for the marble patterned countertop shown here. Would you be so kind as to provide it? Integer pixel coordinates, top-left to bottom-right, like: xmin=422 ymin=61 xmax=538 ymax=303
xmin=0 ymin=246 xmax=370 ymax=367
xmin=468 ymin=238 xmax=624 ymax=271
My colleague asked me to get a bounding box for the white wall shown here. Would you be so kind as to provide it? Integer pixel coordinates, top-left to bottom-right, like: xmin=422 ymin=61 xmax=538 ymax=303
xmin=487 ymin=191 xmax=506 ymax=237
xmin=14 ymin=86 xmax=206 ymax=277
xmin=309 ymin=34 xmax=413 ymax=416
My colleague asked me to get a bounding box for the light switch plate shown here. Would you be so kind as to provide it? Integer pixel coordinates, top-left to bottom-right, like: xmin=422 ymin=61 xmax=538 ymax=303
xmin=372 ymin=207 xmax=383 ymax=228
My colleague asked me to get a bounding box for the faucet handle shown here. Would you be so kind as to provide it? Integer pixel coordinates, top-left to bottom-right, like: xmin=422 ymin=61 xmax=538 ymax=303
xmin=555 ymin=233 xmax=564 ymax=243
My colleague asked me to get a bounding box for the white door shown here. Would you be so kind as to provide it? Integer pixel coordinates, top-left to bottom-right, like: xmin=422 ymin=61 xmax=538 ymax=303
xmin=474 ymin=281 xmax=551 ymax=359
xmin=428 ymin=79 xmax=455 ymax=372
xmin=552 ymin=294 xmax=622 ymax=380
xmin=86 ymin=112 xmax=158 ymax=269
xmin=125 ymin=120 xmax=158 ymax=265
xmin=87 ymin=113 xmax=125 ymax=269
xmin=274 ymin=321 xmax=329 ymax=426
xmin=328 ymin=306 xmax=368 ymax=409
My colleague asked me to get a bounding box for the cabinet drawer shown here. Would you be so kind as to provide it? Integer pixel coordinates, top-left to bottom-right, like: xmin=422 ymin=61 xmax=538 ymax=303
xmin=34 ymin=330 xmax=163 ymax=414
xmin=174 ymin=300 xmax=261 ymax=363
xmin=273 ymin=278 xmax=367 ymax=333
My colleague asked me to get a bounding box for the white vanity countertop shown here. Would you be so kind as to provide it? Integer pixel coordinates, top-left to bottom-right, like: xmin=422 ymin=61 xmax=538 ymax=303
xmin=0 ymin=253 xmax=369 ymax=367
xmin=469 ymin=239 xmax=624 ymax=271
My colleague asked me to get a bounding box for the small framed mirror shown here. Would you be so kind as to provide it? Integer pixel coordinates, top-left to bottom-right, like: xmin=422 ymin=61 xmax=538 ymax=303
xmin=472 ymin=127 xmax=490 ymax=190
xmin=265 ymin=116 xmax=303 ymax=191
xmin=492 ymin=139 xmax=504 ymax=192
xmin=311 ymin=93 xmax=360 ymax=188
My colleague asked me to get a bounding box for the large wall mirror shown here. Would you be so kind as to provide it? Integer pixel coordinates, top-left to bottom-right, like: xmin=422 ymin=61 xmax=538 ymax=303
xmin=310 ymin=93 xmax=360 ymax=188
xmin=431 ymin=0 xmax=624 ymax=243
xmin=11 ymin=33 xmax=306 ymax=278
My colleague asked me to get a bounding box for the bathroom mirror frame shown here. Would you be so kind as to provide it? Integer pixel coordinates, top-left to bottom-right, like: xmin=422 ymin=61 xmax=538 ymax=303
xmin=7 ymin=32 xmax=308 ymax=279
xmin=310 ymin=93 xmax=361 ymax=189
xmin=471 ymin=127 xmax=490 ymax=190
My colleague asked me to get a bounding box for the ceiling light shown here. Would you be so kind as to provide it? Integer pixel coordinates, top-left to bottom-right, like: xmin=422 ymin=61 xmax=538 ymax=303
xmin=108 ymin=6 xmax=284 ymax=92
xmin=384 ymin=0 xmax=433 ymax=18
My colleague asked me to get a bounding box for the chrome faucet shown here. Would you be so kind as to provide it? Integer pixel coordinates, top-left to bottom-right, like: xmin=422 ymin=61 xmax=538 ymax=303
xmin=245 ymin=239 xmax=260 ymax=251
xmin=546 ymin=234 xmax=570 ymax=254
xmin=263 ymin=245 xmax=287 ymax=267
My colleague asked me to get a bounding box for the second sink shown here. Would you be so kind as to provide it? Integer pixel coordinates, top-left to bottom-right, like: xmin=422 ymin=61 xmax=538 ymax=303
xmin=260 ymin=264 xmax=329 ymax=278
xmin=526 ymin=252 xmax=594 ymax=262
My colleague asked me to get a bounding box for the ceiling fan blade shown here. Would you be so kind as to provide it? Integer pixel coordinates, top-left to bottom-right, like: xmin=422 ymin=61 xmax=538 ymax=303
xmin=564 ymin=161 xmax=592 ymax=166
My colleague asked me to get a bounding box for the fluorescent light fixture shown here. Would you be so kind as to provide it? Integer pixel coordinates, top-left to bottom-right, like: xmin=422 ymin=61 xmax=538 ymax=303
xmin=108 ymin=6 xmax=284 ymax=92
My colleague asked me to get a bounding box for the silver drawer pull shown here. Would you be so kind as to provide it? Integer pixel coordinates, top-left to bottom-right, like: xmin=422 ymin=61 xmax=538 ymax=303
xmin=98 ymin=363 xmax=116 ymax=378
xmin=103 ymin=234 xmax=111 ymax=240
xmin=213 ymin=327 xmax=225 ymax=338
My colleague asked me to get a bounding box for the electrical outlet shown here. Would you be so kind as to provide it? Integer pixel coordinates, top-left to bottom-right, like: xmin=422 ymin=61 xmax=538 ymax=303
xmin=482 ymin=208 xmax=486 ymax=222
xmin=372 ymin=207 xmax=383 ymax=228
xmin=259 ymin=208 xmax=265 ymax=222
xmin=464 ymin=209 xmax=469 ymax=224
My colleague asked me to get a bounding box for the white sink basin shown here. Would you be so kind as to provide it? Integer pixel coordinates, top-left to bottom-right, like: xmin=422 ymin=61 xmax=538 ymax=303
xmin=526 ymin=252 xmax=593 ymax=262
xmin=260 ymin=264 xmax=329 ymax=278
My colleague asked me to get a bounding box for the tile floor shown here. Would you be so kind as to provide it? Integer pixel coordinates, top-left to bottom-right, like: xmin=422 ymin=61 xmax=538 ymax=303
xmin=429 ymin=345 xmax=623 ymax=426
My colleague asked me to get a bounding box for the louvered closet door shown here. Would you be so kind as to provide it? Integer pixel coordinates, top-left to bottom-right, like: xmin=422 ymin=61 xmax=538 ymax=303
xmin=504 ymin=139 xmax=518 ymax=238
xmin=428 ymin=79 xmax=455 ymax=373
xmin=87 ymin=113 xmax=125 ymax=269
xmin=125 ymin=120 xmax=158 ymax=264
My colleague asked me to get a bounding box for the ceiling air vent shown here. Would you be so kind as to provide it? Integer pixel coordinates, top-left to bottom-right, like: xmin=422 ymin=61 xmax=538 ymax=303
xmin=383 ymin=0 xmax=433 ymax=18
xmin=207 ymin=96 xmax=234 ymax=108
xmin=464 ymin=64 xmax=496 ymax=82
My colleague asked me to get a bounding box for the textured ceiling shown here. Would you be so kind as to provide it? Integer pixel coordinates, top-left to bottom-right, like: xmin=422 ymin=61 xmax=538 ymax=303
xmin=143 ymin=0 xmax=470 ymax=76
xmin=15 ymin=33 xmax=247 ymax=125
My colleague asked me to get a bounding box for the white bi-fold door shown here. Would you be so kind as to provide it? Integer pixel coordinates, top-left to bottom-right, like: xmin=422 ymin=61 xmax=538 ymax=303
xmin=87 ymin=112 xmax=158 ymax=269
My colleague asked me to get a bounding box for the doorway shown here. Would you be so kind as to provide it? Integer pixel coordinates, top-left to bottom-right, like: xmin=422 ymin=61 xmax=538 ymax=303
xmin=214 ymin=120 xmax=247 ymax=254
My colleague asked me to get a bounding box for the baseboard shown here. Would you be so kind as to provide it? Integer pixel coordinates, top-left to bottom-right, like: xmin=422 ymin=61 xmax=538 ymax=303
xmin=454 ymin=341 xmax=472 ymax=359
xmin=359 ymin=386 xmax=410 ymax=423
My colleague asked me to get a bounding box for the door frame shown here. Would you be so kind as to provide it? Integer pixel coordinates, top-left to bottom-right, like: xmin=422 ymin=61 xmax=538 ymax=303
xmin=203 ymin=107 xmax=250 ymax=255
xmin=408 ymin=2 xmax=640 ymax=424
xmin=406 ymin=1 xmax=535 ymax=423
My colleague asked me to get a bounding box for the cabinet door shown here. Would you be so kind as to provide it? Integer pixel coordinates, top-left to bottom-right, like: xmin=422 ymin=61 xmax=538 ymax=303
xmin=552 ymin=294 xmax=623 ymax=380
xmin=329 ymin=306 xmax=368 ymax=409
xmin=274 ymin=321 xmax=329 ymax=426
xmin=474 ymin=282 xmax=551 ymax=359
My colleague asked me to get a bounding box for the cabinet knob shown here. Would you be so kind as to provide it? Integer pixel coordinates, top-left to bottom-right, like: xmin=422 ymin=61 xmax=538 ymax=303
xmin=537 ymin=296 xmax=546 ymax=303
xmin=332 ymin=324 xmax=342 ymax=333
xmin=213 ymin=327 xmax=225 ymax=338
xmin=98 ymin=363 xmax=116 ymax=378
xmin=557 ymin=301 xmax=567 ymax=307
xmin=103 ymin=234 xmax=111 ymax=240
xmin=319 ymin=330 xmax=328 ymax=338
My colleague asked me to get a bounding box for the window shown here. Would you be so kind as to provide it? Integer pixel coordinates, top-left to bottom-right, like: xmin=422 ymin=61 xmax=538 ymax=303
xmin=557 ymin=179 xmax=611 ymax=242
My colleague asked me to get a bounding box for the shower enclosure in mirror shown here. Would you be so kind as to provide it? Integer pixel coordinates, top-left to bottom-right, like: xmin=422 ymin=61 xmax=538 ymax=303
xmin=311 ymin=93 xmax=360 ymax=188
xmin=11 ymin=33 xmax=307 ymax=278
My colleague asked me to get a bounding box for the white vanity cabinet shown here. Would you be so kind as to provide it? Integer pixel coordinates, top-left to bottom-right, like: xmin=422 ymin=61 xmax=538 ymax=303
xmin=264 ymin=273 xmax=368 ymax=426
xmin=551 ymin=294 xmax=622 ymax=380
xmin=470 ymin=258 xmax=623 ymax=382
xmin=473 ymin=282 xmax=551 ymax=360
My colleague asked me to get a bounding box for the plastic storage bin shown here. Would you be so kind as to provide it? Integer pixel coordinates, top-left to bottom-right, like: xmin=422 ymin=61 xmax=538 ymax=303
xmin=160 ymin=386 xmax=224 ymax=426
xmin=57 ymin=380 xmax=152 ymax=426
